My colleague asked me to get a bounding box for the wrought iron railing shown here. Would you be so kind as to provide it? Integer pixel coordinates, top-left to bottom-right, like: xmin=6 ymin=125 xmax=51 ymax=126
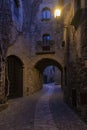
xmin=36 ymin=40 xmax=55 ymax=54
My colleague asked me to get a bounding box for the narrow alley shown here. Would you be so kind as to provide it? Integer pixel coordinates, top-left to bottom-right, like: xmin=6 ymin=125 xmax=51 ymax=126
xmin=0 ymin=84 xmax=87 ymax=130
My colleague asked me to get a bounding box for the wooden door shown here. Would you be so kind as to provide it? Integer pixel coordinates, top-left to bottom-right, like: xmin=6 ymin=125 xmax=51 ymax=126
xmin=7 ymin=56 xmax=23 ymax=98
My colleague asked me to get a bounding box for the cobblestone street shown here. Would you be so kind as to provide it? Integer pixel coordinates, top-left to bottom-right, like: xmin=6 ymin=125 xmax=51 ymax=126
xmin=0 ymin=84 xmax=87 ymax=130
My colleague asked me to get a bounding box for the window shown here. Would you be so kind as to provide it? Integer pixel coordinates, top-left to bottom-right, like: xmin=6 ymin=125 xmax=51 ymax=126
xmin=42 ymin=7 xmax=51 ymax=20
xmin=14 ymin=0 xmax=20 ymax=18
xmin=43 ymin=34 xmax=50 ymax=44
xmin=11 ymin=0 xmax=23 ymax=31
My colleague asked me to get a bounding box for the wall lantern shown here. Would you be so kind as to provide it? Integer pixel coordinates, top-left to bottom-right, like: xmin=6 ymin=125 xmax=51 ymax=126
xmin=54 ymin=7 xmax=62 ymax=24
xmin=54 ymin=7 xmax=65 ymax=48
xmin=54 ymin=8 xmax=61 ymax=18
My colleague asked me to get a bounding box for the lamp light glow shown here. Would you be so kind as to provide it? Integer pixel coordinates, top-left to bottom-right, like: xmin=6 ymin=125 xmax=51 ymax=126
xmin=54 ymin=9 xmax=61 ymax=18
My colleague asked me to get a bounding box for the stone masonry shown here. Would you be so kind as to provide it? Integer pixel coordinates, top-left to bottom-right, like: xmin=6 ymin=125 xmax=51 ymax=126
xmin=0 ymin=0 xmax=87 ymax=122
xmin=64 ymin=0 xmax=87 ymax=121
xmin=7 ymin=0 xmax=64 ymax=96
xmin=0 ymin=0 xmax=12 ymax=103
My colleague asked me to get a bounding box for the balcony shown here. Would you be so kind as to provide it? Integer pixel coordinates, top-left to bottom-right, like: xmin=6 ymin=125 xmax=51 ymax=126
xmin=36 ymin=40 xmax=55 ymax=54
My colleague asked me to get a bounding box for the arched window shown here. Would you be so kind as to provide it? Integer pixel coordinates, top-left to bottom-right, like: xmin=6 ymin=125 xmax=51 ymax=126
xmin=43 ymin=34 xmax=50 ymax=44
xmin=11 ymin=0 xmax=23 ymax=31
xmin=14 ymin=0 xmax=20 ymax=18
xmin=42 ymin=7 xmax=51 ymax=20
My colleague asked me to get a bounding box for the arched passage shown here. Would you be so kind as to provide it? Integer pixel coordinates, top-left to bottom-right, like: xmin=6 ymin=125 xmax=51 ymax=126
xmin=34 ymin=58 xmax=63 ymax=86
xmin=43 ymin=66 xmax=61 ymax=84
xmin=7 ymin=55 xmax=23 ymax=98
xmin=35 ymin=58 xmax=62 ymax=71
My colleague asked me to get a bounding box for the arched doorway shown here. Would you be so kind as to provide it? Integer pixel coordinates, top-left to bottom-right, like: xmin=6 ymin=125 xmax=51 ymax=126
xmin=7 ymin=55 xmax=23 ymax=98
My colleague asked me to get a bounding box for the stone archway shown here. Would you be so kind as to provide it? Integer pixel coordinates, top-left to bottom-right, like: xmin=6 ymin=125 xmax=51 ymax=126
xmin=7 ymin=55 xmax=23 ymax=98
xmin=35 ymin=58 xmax=62 ymax=71
xmin=34 ymin=58 xmax=63 ymax=87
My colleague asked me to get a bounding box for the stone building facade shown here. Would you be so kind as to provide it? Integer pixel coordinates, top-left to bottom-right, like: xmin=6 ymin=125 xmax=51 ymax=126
xmin=0 ymin=0 xmax=87 ymax=121
xmin=6 ymin=0 xmax=64 ymax=98
xmin=63 ymin=0 xmax=87 ymax=121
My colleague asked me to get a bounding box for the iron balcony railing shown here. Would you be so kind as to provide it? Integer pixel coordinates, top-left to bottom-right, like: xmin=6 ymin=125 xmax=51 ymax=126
xmin=36 ymin=40 xmax=55 ymax=54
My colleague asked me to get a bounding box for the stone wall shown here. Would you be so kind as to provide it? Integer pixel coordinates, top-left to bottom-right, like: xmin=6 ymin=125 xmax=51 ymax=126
xmin=0 ymin=0 xmax=12 ymax=103
xmin=64 ymin=0 xmax=87 ymax=120
xmin=7 ymin=0 xmax=64 ymax=96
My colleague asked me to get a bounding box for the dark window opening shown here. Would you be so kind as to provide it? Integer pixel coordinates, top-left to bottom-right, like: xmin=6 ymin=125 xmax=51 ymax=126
xmin=42 ymin=7 xmax=51 ymax=20
xmin=43 ymin=34 xmax=50 ymax=44
xmin=14 ymin=0 xmax=20 ymax=18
